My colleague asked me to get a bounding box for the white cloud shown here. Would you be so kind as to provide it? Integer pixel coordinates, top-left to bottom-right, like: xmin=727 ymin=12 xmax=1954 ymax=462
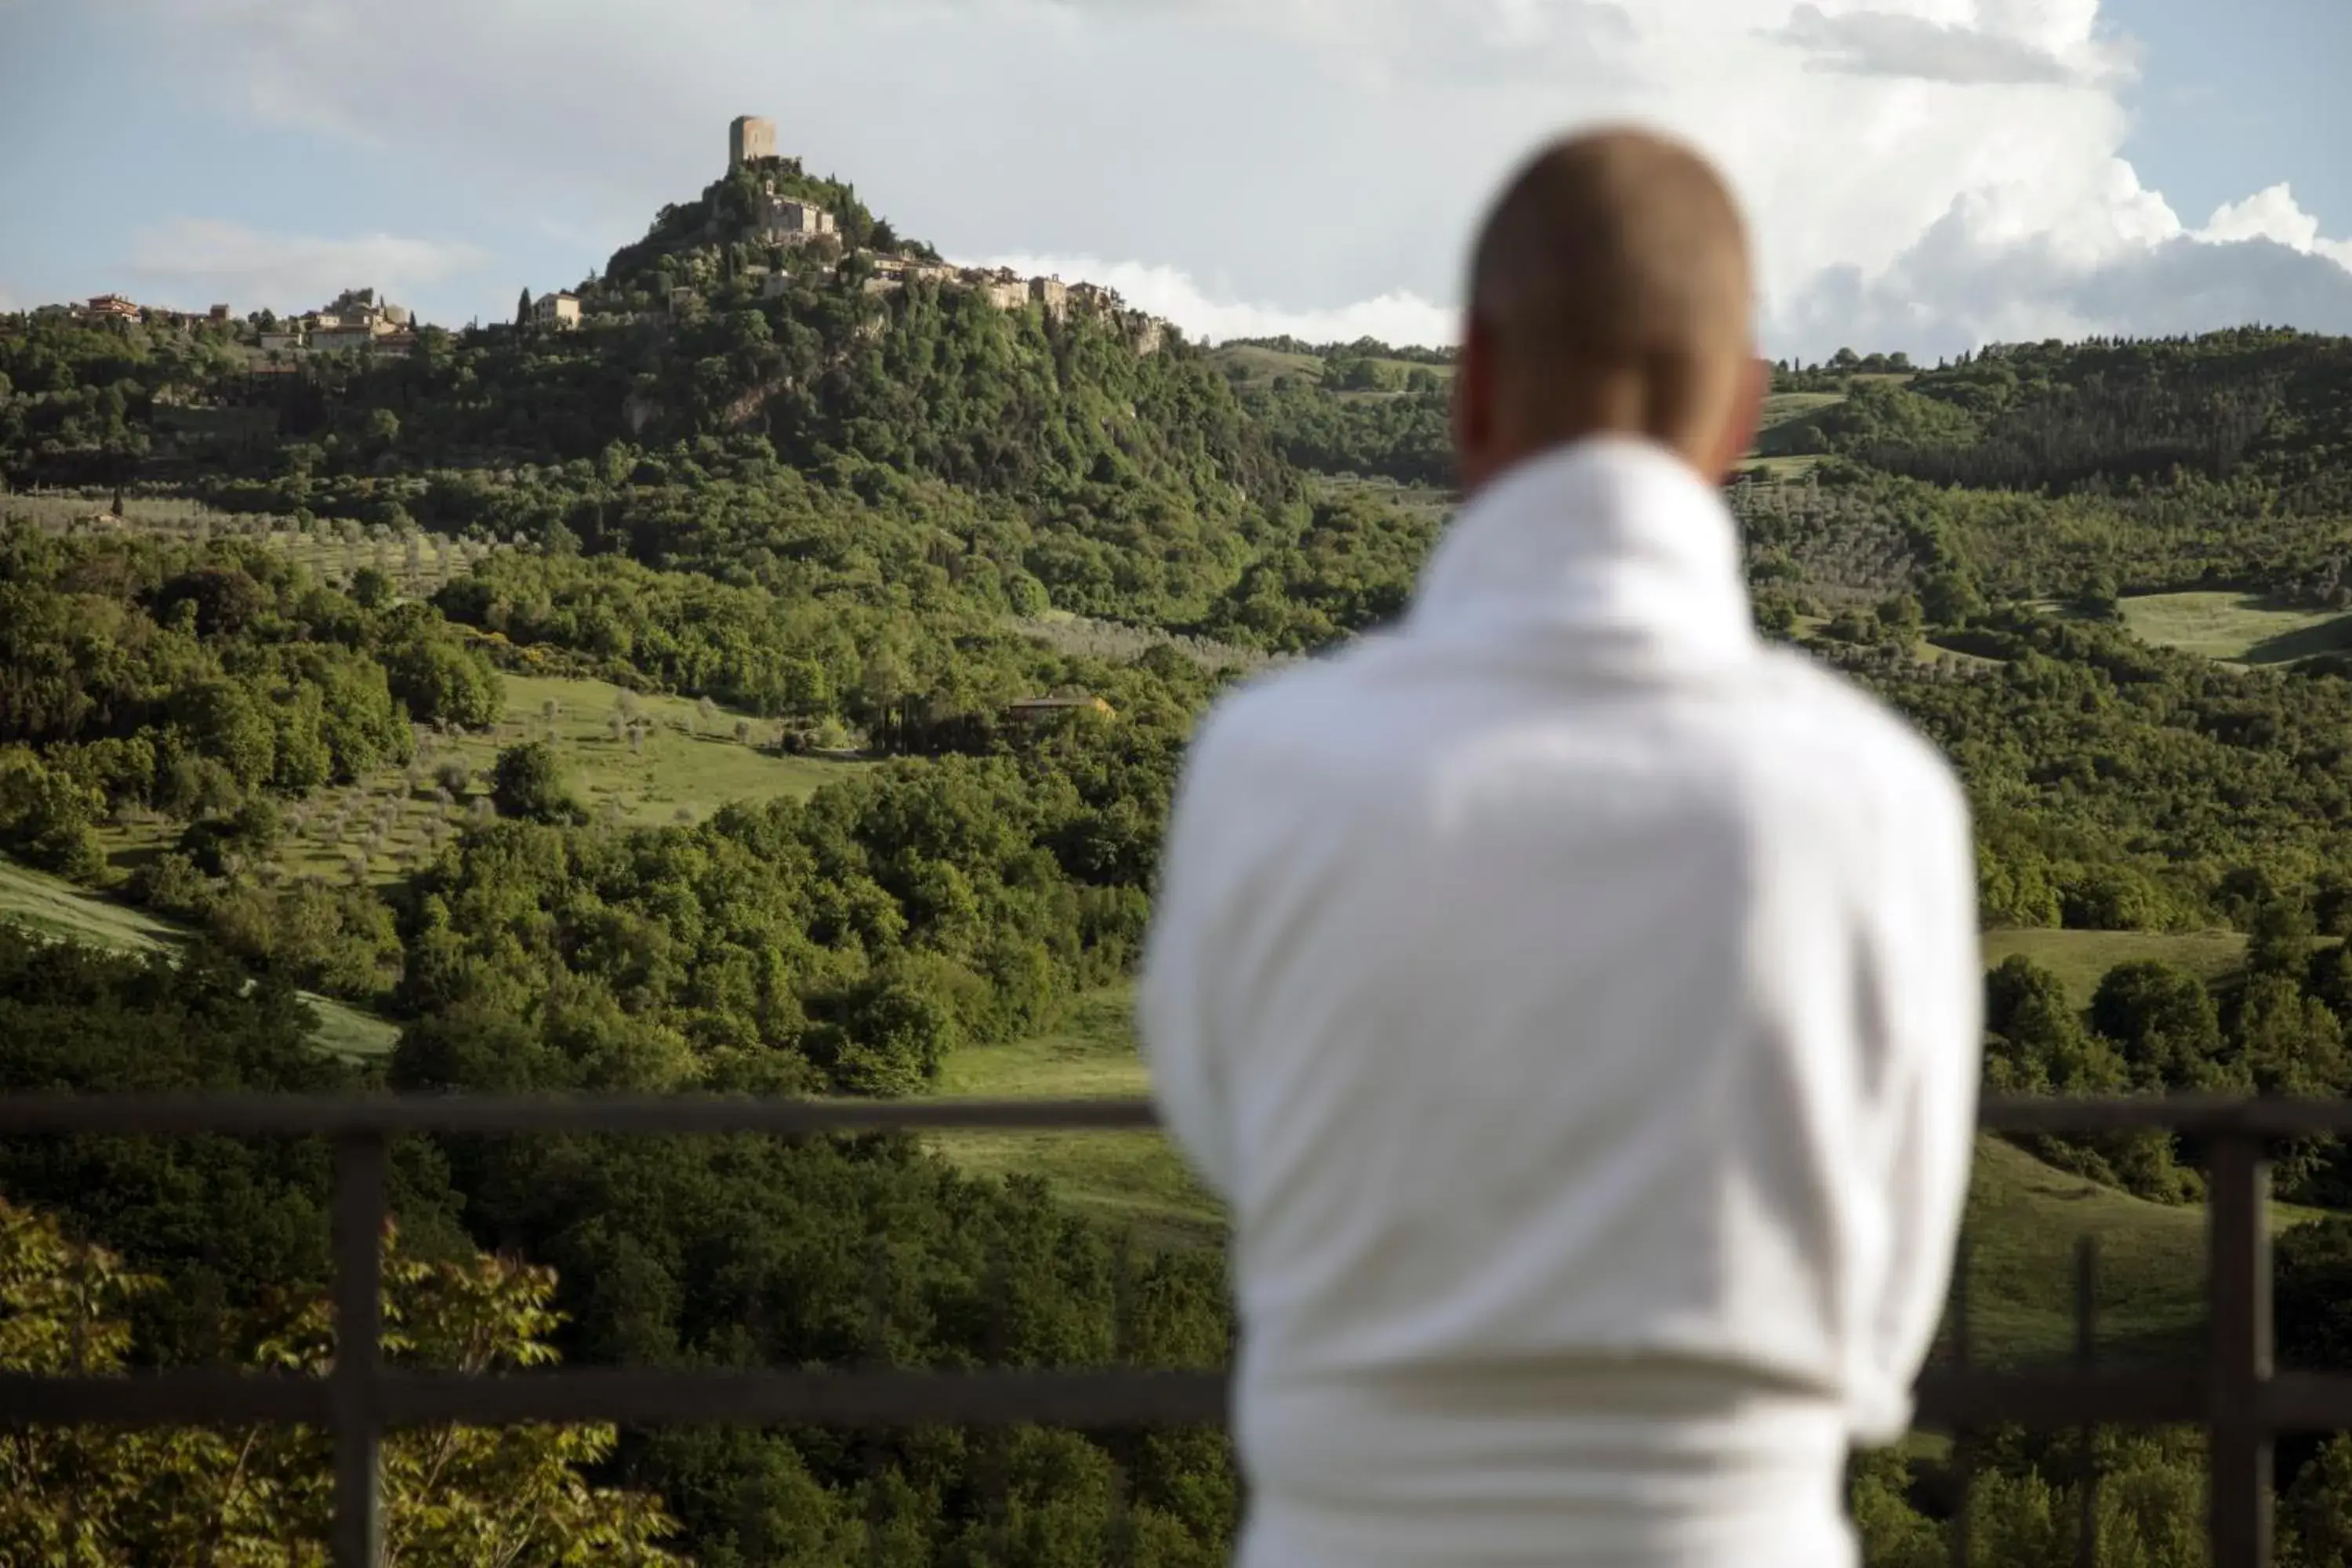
xmin=85 ymin=0 xmax=2352 ymax=358
xmin=975 ymin=253 xmax=1455 ymax=347
xmin=2199 ymin=184 xmax=2352 ymax=270
xmin=1780 ymin=182 xmax=2352 ymax=359
xmin=1765 ymin=3 xmax=2118 ymax=86
xmin=127 ymin=219 xmax=489 ymax=318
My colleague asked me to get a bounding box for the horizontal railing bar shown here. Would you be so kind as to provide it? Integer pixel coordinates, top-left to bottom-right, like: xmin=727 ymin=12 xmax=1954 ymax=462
xmin=21 ymin=1367 xmax=2352 ymax=1435
xmin=1913 ymin=1369 xmax=2205 ymax=1427
xmin=0 ymin=1370 xmax=328 ymax=1425
xmin=2248 ymin=1372 xmax=2352 ymax=1432
xmin=0 ymin=1369 xmax=1229 ymax=1429
xmin=1975 ymin=1097 xmax=2352 ymax=1136
xmin=383 ymin=1368 xmax=1230 ymax=1427
xmin=0 ymin=1095 xmax=1162 ymax=1138
xmin=0 ymin=1093 xmax=2348 ymax=1139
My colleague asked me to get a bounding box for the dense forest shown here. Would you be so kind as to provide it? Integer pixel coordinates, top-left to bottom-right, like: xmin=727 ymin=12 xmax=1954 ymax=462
xmin=13 ymin=142 xmax=2352 ymax=1562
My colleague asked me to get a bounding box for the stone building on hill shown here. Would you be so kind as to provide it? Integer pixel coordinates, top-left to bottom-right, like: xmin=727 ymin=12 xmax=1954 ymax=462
xmin=323 ymin=288 xmax=408 ymax=328
xmin=757 ymin=194 xmax=837 ymax=247
xmin=963 ymin=267 xmax=1030 ymax=310
xmin=859 ymin=256 xmax=960 ymax=297
xmin=532 ymin=291 xmax=581 ymax=330
xmin=729 ymin=114 xmax=777 ymax=169
xmin=695 ymin=118 xmax=1177 ymax=357
xmin=1029 ymin=275 xmax=1069 ymax=321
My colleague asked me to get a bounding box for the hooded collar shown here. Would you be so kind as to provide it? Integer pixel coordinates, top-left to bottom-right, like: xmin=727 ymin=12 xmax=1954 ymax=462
xmin=1406 ymin=436 xmax=1757 ymax=663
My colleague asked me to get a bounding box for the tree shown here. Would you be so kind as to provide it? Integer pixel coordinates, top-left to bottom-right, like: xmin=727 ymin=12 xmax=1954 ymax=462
xmin=351 ymin=565 xmax=396 ymax=609
xmin=517 ymin=288 xmax=533 ymax=330
xmin=2090 ymin=961 xmax=2227 ymax=1090
xmin=383 ymin=631 xmax=503 ymax=731
xmin=177 ymin=797 xmax=285 ymax=878
xmin=2249 ymin=897 xmax=2319 ymax=979
xmin=491 ymin=741 xmax=583 ymax=825
xmin=0 ymin=748 xmax=107 ymax=880
xmin=0 ymin=1196 xmax=681 ymax=1565
xmin=1875 ymin=592 xmax=1923 ymax=640
xmin=2285 ymin=1435 xmax=2352 ymax=1566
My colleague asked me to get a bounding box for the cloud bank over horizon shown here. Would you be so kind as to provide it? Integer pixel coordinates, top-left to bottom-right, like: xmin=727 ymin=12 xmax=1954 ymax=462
xmin=41 ymin=0 xmax=2352 ymax=358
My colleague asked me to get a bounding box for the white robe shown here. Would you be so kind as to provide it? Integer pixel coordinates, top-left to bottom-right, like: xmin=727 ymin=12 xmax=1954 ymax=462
xmin=1140 ymin=437 xmax=1983 ymax=1567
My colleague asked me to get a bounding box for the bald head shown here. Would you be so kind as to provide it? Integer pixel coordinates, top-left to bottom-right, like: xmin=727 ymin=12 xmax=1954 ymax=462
xmin=1455 ymin=128 xmax=1763 ymax=492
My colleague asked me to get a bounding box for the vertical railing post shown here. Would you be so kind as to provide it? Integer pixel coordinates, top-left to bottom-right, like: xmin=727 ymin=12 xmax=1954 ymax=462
xmin=332 ymin=1133 xmax=389 ymax=1568
xmin=864 ymin=1234 xmax=889 ymax=1568
xmin=1948 ymin=1236 xmax=1973 ymax=1568
xmin=2207 ymin=1129 xmax=2272 ymax=1568
xmin=2074 ymin=1235 xmax=2100 ymax=1568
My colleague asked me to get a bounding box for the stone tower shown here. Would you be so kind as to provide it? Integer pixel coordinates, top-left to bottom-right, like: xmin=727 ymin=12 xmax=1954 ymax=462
xmin=728 ymin=115 xmax=777 ymax=170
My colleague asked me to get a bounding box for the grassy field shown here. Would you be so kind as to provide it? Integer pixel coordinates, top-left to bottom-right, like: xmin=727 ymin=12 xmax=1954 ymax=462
xmin=1756 ymin=390 xmax=1845 ymax=432
xmin=96 ymin=671 xmax=865 ymax=888
xmin=2117 ymin=590 xmax=2352 ymax=665
xmin=1317 ymin=474 xmax=1455 ymax=518
xmin=925 ymin=993 xmax=2297 ymax=1366
xmin=935 ymin=960 xmax=2315 ymax=1369
xmin=0 ymin=857 xmax=401 ymax=1058
xmin=7 ymin=671 xmax=861 ymax=1060
xmin=1982 ymin=927 xmax=2249 ymax=1004
xmin=1207 ymin=343 xmax=1453 ymax=392
xmin=1208 ymin=343 xmax=1321 ymax=387
xmin=1955 ymin=1136 xmax=2333 ymax=1367
xmin=1737 ymin=456 xmax=1827 ymax=481
xmin=930 ymin=987 xmax=1223 ymax=1249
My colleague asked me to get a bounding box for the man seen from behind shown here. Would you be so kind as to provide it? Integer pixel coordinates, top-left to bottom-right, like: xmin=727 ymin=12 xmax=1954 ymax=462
xmin=1140 ymin=127 xmax=1984 ymax=1568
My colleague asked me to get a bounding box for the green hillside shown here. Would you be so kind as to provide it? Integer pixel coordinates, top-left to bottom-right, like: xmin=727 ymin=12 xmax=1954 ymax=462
xmin=1982 ymin=927 xmax=2249 ymax=1005
xmin=13 ymin=118 xmax=2352 ymax=1562
xmin=93 ymin=670 xmax=861 ymax=888
xmin=1962 ymin=1136 xmax=2327 ymax=1367
xmin=1210 ymin=343 xmax=1324 ymax=387
xmin=2118 ymin=590 xmax=2352 ymax=665
xmin=930 ymin=986 xmax=1222 ymax=1247
xmin=933 ymin=982 xmax=2321 ymax=1370
xmin=0 ymin=857 xmax=399 ymax=1058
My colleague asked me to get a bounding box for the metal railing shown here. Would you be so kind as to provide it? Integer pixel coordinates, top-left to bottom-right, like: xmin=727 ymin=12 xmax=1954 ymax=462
xmin=0 ymin=1093 xmax=2347 ymax=1567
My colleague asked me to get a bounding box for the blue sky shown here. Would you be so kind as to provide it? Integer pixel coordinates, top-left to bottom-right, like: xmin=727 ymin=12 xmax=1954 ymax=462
xmin=2110 ymin=0 xmax=2349 ymax=238
xmin=2 ymin=0 xmax=2348 ymax=358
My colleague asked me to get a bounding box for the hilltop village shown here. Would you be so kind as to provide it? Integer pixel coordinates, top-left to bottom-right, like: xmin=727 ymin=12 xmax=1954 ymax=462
xmin=525 ymin=115 xmax=1170 ymax=354
xmin=49 ymin=287 xmax=419 ymax=358
xmin=43 ymin=117 xmax=1171 ymax=361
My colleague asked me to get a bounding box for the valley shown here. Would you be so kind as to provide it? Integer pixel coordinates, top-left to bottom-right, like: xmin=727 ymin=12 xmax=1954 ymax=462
xmin=9 ymin=120 xmax=2352 ymax=1563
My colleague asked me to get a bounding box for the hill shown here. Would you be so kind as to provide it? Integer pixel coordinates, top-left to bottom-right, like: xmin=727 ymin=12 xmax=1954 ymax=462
xmin=931 ymin=982 xmax=2327 ymax=1370
xmin=1962 ymin=1135 xmax=2326 ymax=1367
xmin=13 ymin=127 xmax=2352 ymax=1560
xmin=0 ymin=856 xmax=398 ymax=1058
xmin=2114 ymin=590 xmax=2352 ymax=666
xmin=1981 ymin=928 xmax=2249 ymax=1005
xmin=930 ymin=986 xmax=1221 ymax=1247
xmin=93 ymin=669 xmax=862 ymax=889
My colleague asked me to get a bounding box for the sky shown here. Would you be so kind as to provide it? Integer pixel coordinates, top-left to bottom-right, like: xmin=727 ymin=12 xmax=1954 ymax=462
xmin=1 ymin=0 xmax=2348 ymax=361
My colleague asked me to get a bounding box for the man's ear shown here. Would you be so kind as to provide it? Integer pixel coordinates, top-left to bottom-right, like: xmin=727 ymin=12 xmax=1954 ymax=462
xmin=1708 ymin=354 xmax=1769 ymax=482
